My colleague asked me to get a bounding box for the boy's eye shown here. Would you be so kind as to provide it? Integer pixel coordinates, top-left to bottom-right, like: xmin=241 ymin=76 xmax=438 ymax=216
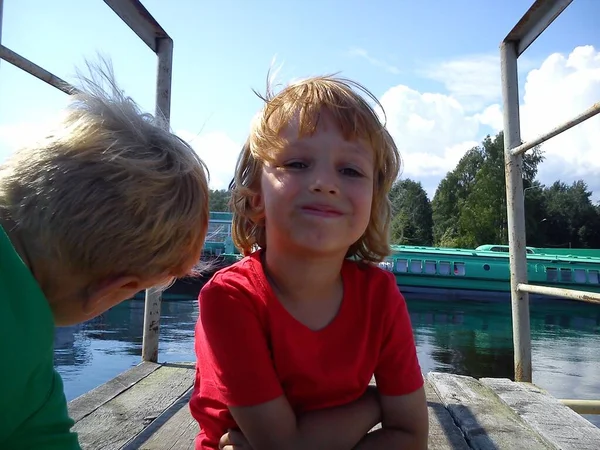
xmin=341 ymin=167 xmax=363 ymax=177
xmin=285 ymin=161 xmax=308 ymax=169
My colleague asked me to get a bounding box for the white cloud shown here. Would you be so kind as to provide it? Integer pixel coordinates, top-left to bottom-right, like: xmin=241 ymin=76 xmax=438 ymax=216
xmin=348 ymin=47 xmax=401 ymax=75
xmin=379 ymin=84 xmax=483 ymax=197
xmin=422 ymin=53 xmax=540 ymax=112
xmin=177 ymin=130 xmax=241 ymax=190
xmin=422 ymin=54 xmax=501 ymax=112
xmin=380 ymin=45 xmax=600 ymax=201
xmin=520 ymin=45 xmax=600 ymax=194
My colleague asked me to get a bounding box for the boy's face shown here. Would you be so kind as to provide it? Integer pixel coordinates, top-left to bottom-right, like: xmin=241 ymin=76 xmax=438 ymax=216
xmin=256 ymin=110 xmax=374 ymax=258
xmin=50 ymin=251 xmax=200 ymax=326
xmin=49 ymin=271 xmax=176 ymax=326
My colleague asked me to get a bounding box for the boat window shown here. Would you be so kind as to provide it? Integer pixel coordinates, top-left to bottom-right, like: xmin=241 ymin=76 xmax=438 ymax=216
xmin=439 ymin=261 xmax=451 ymax=275
xmin=574 ymin=269 xmax=587 ymax=283
xmin=378 ymin=261 xmax=393 ymax=272
xmin=589 ymin=270 xmax=599 ymax=284
xmin=546 ymin=267 xmax=558 ymax=282
xmin=425 ymin=260 xmax=436 ymax=274
xmin=560 ymin=268 xmax=572 ymax=282
xmin=410 ymin=260 xmax=422 ymax=273
xmin=453 ymin=262 xmax=466 ymax=276
xmin=396 ymin=259 xmax=408 ymax=273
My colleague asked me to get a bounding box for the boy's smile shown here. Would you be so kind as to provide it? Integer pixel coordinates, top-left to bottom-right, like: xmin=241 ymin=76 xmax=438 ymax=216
xmin=257 ymin=111 xmax=374 ymax=257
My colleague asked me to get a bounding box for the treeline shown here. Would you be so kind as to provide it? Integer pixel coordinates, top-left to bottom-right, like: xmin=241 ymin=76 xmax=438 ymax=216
xmin=209 ymin=132 xmax=600 ymax=249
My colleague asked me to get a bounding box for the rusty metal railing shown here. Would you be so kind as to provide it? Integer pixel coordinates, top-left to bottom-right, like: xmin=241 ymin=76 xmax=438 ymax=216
xmin=501 ymin=0 xmax=600 ymax=386
xmin=0 ymin=0 xmax=173 ymax=363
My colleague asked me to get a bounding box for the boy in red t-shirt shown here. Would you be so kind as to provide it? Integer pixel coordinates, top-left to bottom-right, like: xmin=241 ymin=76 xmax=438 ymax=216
xmin=190 ymin=76 xmax=428 ymax=449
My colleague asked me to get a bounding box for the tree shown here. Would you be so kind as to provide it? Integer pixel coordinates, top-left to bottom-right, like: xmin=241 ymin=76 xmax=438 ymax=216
xmin=541 ymin=180 xmax=600 ymax=248
xmin=432 ymin=146 xmax=485 ymax=246
xmin=209 ymin=189 xmax=231 ymax=212
xmin=432 ymin=132 xmax=544 ymax=248
xmin=388 ymin=179 xmax=433 ymax=246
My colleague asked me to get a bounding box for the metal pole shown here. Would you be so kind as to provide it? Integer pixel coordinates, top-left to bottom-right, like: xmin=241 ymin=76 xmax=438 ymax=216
xmin=501 ymin=40 xmax=532 ymax=383
xmin=155 ymin=37 xmax=173 ymax=125
xmin=0 ymin=45 xmax=78 ymax=94
xmin=0 ymin=0 xmax=4 ymax=68
xmin=141 ymin=36 xmax=173 ymax=363
xmin=511 ymin=101 xmax=600 ymax=156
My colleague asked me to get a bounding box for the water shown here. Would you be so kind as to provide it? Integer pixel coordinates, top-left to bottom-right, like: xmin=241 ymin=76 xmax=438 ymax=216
xmin=54 ymin=295 xmax=600 ymax=427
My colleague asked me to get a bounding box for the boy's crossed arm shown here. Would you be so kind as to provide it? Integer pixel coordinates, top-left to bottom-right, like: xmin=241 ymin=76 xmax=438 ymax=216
xmin=221 ymin=385 xmax=378 ymax=450
xmin=353 ymin=387 xmax=428 ymax=449
xmin=219 ymin=385 xmax=428 ymax=450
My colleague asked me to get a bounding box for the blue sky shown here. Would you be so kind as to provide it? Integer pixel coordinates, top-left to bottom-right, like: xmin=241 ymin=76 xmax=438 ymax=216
xmin=1 ymin=0 xmax=599 ymax=198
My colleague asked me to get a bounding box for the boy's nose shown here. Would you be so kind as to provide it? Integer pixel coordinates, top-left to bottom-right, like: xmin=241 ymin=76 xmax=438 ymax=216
xmin=309 ymin=168 xmax=339 ymax=195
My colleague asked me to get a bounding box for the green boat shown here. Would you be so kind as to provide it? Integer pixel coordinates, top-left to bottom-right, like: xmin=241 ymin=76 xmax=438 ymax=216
xmin=379 ymin=244 xmax=600 ymax=300
xmin=476 ymin=244 xmax=600 ymax=259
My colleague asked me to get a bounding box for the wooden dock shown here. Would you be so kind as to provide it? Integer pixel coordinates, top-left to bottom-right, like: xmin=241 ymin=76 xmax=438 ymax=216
xmin=68 ymin=362 xmax=600 ymax=449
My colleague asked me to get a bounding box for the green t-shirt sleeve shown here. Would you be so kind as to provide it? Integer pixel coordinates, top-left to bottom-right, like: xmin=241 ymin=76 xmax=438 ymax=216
xmin=5 ymin=371 xmax=81 ymax=450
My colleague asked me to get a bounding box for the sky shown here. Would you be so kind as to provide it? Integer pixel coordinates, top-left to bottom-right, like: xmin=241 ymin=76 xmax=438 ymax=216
xmin=1 ymin=0 xmax=599 ymax=201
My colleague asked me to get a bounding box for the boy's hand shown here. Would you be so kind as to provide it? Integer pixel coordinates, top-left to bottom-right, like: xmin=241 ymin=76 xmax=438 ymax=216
xmin=219 ymin=429 xmax=253 ymax=449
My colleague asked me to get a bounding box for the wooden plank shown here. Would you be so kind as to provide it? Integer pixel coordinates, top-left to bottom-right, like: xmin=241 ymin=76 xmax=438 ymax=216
xmin=428 ymin=372 xmax=554 ymax=449
xmin=73 ymin=363 xmax=195 ymax=450
xmin=424 ymin=379 xmax=470 ymax=450
xmin=128 ymin=389 xmax=198 ymax=450
xmin=482 ymin=377 xmax=600 ymax=450
xmin=69 ymin=362 xmax=161 ymax=422
xmin=369 ymin=376 xmax=469 ymax=449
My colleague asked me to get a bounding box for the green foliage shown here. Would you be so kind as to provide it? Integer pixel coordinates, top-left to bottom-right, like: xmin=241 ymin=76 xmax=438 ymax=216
xmin=432 ymin=132 xmax=544 ymax=248
xmin=388 ymin=179 xmax=433 ymax=246
xmin=541 ymin=180 xmax=600 ymax=248
xmin=209 ymin=189 xmax=231 ymax=212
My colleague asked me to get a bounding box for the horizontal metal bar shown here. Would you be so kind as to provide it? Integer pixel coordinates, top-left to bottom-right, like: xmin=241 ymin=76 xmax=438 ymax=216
xmin=511 ymin=101 xmax=600 ymax=156
xmin=0 ymin=45 xmax=78 ymax=95
xmin=503 ymin=0 xmax=573 ymax=56
xmin=517 ymin=283 xmax=600 ymax=305
xmin=559 ymin=399 xmax=600 ymax=415
xmin=103 ymin=0 xmax=169 ymax=53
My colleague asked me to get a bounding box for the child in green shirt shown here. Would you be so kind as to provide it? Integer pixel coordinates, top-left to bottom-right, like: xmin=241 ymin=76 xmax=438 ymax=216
xmin=0 ymin=62 xmax=210 ymax=449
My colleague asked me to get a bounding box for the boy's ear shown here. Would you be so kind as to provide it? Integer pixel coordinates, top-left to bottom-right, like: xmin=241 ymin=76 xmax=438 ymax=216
xmin=82 ymin=275 xmax=141 ymax=315
xmin=250 ymin=193 xmax=265 ymax=222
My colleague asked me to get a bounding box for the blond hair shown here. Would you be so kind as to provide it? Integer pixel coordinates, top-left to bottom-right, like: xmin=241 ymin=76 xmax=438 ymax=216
xmin=0 ymin=61 xmax=210 ymax=280
xmin=230 ymin=75 xmax=401 ymax=262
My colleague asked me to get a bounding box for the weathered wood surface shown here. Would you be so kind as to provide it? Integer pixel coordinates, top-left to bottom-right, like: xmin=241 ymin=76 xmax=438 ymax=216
xmin=69 ymin=364 xmax=599 ymax=449
xmin=368 ymin=376 xmax=470 ymax=448
xmin=123 ymin=387 xmax=197 ymax=450
xmin=70 ymin=362 xmax=195 ymax=450
xmin=429 ymin=372 xmax=554 ymax=449
xmin=425 ymin=379 xmax=471 ymax=449
xmin=482 ymin=377 xmax=600 ymax=450
xmin=69 ymin=362 xmax=161 ymax=422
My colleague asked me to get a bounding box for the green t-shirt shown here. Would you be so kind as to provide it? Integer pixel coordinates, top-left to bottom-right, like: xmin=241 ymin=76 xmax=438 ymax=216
xmin=0 ymin=225 xmax=81 ymax=449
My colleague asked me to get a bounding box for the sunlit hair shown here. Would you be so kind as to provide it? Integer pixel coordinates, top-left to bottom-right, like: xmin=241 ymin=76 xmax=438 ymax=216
xmin=229 ymin=75 xmax=401 ymax=262
xmin=0 ymin=59 xmax=210 ymax=281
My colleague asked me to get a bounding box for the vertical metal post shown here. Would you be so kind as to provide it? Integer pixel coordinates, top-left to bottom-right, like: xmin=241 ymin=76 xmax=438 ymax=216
xmin=155 ymin=37 xmax=173 ymax=124
xmin=141 ymin=36 xmax=174 ymax=363
xmin=501 ymin=40 xmax=532 ymax=382
xmin=0 ymin=0 xmax=4 ymax=62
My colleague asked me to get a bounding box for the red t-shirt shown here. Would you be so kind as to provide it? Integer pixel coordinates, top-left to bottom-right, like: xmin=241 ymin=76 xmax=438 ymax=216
xmin=190 ymin=250 xmax=423 ymax=449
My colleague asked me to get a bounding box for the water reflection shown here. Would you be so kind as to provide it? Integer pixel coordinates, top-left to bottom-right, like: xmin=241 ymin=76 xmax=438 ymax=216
xmin=54 ymin=299 xmax=199 ymax=401
xmin=405 ymin=295 xmax=600 ymax=427
xmin=54 ymin=294 xmax=600 ymax=427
